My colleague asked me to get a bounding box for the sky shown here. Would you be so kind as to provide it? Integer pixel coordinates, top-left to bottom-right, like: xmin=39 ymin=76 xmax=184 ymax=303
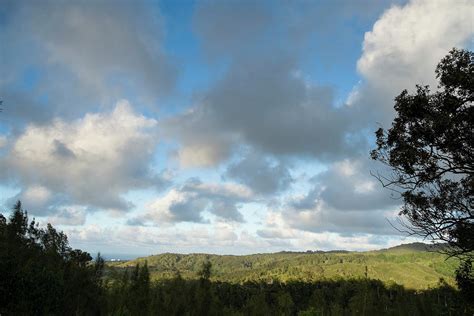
xmin=0 ymin=0 xmax=473 ymax=257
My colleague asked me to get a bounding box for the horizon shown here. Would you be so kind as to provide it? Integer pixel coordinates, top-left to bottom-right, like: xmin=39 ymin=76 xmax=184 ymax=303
xmin=99 ymin=241 xmax=446 ymax=262
xmin=1 ymin=0 xmax=472 ymax=256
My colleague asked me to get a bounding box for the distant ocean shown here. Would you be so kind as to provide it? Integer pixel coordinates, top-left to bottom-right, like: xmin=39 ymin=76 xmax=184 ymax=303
xmin=101 ymin=253 xmax=143 ymax=261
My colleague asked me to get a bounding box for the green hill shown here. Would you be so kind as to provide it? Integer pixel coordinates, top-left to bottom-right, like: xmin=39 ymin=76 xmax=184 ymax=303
xmin=109 ymin=243 xmax=458 ymax=290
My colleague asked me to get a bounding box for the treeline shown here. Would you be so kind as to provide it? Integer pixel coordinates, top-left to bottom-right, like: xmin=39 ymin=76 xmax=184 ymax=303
xmin=1 ymin=203 xmax=473 ymax=315
xmin=105 ymin=266 xmax=472 ymax=315
xmin=0 ymin=202 xmax=105 ymax=315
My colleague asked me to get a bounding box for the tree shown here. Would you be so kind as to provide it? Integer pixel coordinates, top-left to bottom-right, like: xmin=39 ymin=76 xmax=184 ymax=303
xmin=198 ymin=260 xmax=212 ymax=281
xmin=371 ymin=48 xmax=473 ymax=293
xmin=0 ymin=201 xmax=104 ymax=315
xmin=196 ymin=260 xmax=213 ymax=316
xmin=455 ymin=259 xmax=474 ymax=301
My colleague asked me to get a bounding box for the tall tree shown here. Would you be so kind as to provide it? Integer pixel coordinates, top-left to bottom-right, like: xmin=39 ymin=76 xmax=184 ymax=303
xmin=0 ymin=201 xmax=104 ymax=315
xmin=371 ymin=48 xmax=473 ymax=291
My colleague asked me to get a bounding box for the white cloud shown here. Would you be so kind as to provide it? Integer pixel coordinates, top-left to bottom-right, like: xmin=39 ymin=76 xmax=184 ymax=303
xmin=48 ymin=206 xmax=87 ymax=226
xmin=42 ymin=3 xmax=172 ymax=96
xmin=144 ymin=188 xmax=205 ymax=223
xmin=225 ymin=151 xmax=293 ymax=195
xmin=177 ymin=144 xmax=230 ymax=168
xmin=352 ymin=0 xmax=473 ymax=124
xmin=334 ymin=159 xmax=357 ymax=177
xmin=2 ymin=0 xmax=471 ymax=255
xmin=21 ymin=185 xmax=53 ymax=210
xmin=358 ymin=0 xmax=472 ymax=88
xmin=1 ymin=0 xmax=176 ymax=124
xmin=262 ymin=156 xmax=403 ymax=236
xmin=1 ymin=100 xmax=167 ymax=213
xmin=282 ymin=202 xmax=400 ymax=236
xmin=132 ymin=178 xmax=254 ymax=224
xmin=61 ymin=210 xmax=419 ymax=255
xmin=315 ymin=158 xmax=399 ymax=212
xmin=257 ymin=209 xmax=410 ymax=251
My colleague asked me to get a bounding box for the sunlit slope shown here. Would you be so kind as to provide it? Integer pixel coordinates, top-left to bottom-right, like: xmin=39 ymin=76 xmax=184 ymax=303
xmin=111 ymin=243 xmax=458 ymax=290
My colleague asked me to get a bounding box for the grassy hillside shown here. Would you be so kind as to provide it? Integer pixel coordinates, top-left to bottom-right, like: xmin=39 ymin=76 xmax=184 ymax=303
xmin=109 ymin=243 xmax=458 ymax=290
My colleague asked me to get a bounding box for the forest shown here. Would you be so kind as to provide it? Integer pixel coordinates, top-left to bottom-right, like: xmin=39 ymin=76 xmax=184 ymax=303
xmin=109 ymin=243 xmax=458 ymax=290
xmin=1 ymin=202 xmax=473 ymax=315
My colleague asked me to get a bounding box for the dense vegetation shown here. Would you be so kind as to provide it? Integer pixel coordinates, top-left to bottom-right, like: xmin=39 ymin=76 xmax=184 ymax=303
xmin=0 ymin=202 xmax=105 ymax=315
xmin=111 ymin=244 xmax=459 ymax=290
xmin=371 ymin=48 xmax=474 ymax=297
xmin=105 ymin=269 xmax=472 ymax=315
xmin=2 ymin=202 xmax=473 ymax=315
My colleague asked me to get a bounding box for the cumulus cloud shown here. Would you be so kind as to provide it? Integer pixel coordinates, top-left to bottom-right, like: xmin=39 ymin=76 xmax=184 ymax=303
xmin=1 ymin=0 xmax=472 ymax=254
xmin=169 ymin=0 xmax=473 ymax=168
xmin=267 ymin=0 xmax=474 ymax=237
xmin=165 ymin=56 xmax=360 ymax=167
xmin=132 ymin=178 xmax=254 ymax=224
xmin=165 ymin=111 xmax=235 ymax=168
xmin=224 ymin=152 xmax=293 ymax=195
xmin=314 ymin=158 xmax=400 ymax=212
xmin=351 ymin=0 xmax=473 ymax=124
xmin=159 ymin=0 xmax=474 ymax=243
xmin=8 ymin=185 xmax=55 ymax=213
xmin=358 ymin=0 xmax=472 ymax=88
xmin=264 ymin=157 xmax=402 ymax=236
xmin=65 ymin=223 xmax=262 ymax=255
xmin=65 ymin=219 xmax=416 ymax=255
xmin=284 ymin=205 xmax=398 ymax=236
xmin=48 ymin=206 xmax=87 ymax=226
xmin=0 ymin=0 xmax=176 ymax=125
xmin=257 ymin=221 xmax=391 ymax=251
xmin=165 ymin=1 xmax=383 ymax=168
xmin=256 ymin=228 xmax=295 ymax=240
xmin=1 ymin=100 xmax=168 ymax=214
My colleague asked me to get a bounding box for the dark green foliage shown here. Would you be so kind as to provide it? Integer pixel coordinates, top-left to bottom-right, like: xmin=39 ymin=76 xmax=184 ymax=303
xmin=103 ymin=272 xmax=473 ymax=315
xmin=0 ymin=201 xmax=104 ymax=315
xmin=371 ymin=48 xmax=473 ymax=258
xmin=371 ymin=48 xmax=473 ymax=298
xmin=455 ymin=259 xmax=474 ymax=301
xmin=198 ymin=260 xmax=212 ymax=280
xmin=195 ymin=260 xmax=213 ymax=315
xmin=2 ymin=202 xmax=472 ymax=315
xmin=104 ymin=253 xmax=473 ymax=315
xmin=105 ymin=262 xmax=153 ymax=315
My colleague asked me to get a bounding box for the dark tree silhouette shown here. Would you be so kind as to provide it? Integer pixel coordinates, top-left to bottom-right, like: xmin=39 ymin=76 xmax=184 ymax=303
xmin=0 ymin=201 xmax=105 ymax=315
xmin=455 ymin=259 xmax=474 ymax=301
xmin=1 ymin=202 xmax=472 ymax=314
xmin=371 ymin=48 xmax=473 ymax=293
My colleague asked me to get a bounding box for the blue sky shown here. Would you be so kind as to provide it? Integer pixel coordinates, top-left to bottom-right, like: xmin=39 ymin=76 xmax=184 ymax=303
xmin=0 ymin=0 xmax=472 ymax=257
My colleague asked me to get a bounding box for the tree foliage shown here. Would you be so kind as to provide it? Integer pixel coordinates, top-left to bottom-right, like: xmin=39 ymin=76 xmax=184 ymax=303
xmin=0 ymin=201 xmax=104 ymax=315
xmin=371 ymin=48 xmax=473 ymax=297
xmin=371 ymin=48 xmax=473 ymax=259
xmin=455 ymin=259 xmax=474 ymax=301
xmin=103 ymin=272 xmax=471 ymax=316
xmin=2 ymin=201 xmax=473 ymax=314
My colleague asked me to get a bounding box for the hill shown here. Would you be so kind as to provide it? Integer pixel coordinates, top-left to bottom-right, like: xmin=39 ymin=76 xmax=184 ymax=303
xmin=109 ymin=243 xmax=458 ymax=290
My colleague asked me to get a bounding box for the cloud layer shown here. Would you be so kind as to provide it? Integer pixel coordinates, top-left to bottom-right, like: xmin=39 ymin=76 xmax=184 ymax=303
xmin=1 ymin=101 xmax=167 ymax=215
xmin=0 ymin=0 xmax=473 ymax=254
xmin=131 ymin=178 xmax=254 ymax=224
xmin=1 ymin=0 xmax=176 ymax=124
